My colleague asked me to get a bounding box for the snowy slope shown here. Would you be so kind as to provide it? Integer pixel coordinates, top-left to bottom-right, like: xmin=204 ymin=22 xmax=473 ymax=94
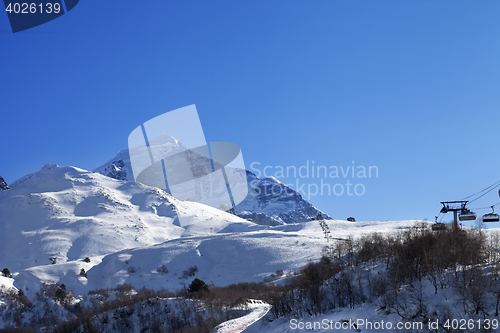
xmin=0 ymin=164 xmax=259 ymax=295
xmin=1 ymin=164 xmax=182 ymax=272
xmin=214 ymin=300 xmax=271 ymax=333
xmin=0 ymin=163 xmax=433 ymax=331
xmin=0 ymin=276 xmax=16 ymax=290
xmin=0 ymin=159 xmax=433 ymax=329
xmin=244 ymin=261 xmax=500 ymax=333
xmin=0 ymin=163 xmax=424 ymax=300
xmin=84 ymin=222 xmax=325 ymax=294
xmin=43 ymin=219 xmax=420 ymax=299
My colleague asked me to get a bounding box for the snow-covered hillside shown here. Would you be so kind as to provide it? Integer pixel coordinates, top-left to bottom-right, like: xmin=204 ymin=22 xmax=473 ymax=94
xmin=0 ymin=163 xmax=423 ymax=298
xmin=0 ymin=164 xmax=266 ymax=296
xmin=84 ymin=221 xmax=327 ymax=295
xmin=85 ymin=219 xmax=423 ymax=296
xmin=1 ymin=164 xmax=256 ymax=271
xmin=1 ymin=163 xmax=424 ymax=302
xmin=0 ymin=159 xmax=447 ymax=332
xmin=245 ymin=259 xmax=500 ymax=333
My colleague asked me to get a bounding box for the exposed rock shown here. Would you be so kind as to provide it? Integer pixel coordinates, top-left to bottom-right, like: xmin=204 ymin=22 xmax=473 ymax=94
xmin=0 ymin=175 xmax=9 ymax=191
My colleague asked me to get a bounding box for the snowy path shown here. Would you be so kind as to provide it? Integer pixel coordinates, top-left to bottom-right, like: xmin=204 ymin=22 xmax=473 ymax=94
xmin=214 ymin=300 xmax=271 ymax=333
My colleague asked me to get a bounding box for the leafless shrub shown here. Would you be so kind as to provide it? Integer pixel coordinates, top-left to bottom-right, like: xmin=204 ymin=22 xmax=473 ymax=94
xmin=180 ymin=266 xmax=198 ymax=279
xmin=157 ymin=264 xmax=169 ymax=275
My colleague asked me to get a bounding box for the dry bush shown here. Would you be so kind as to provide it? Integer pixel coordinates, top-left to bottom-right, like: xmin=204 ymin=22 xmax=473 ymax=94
xmin=388 ymin=228 xmax=487 ymax=285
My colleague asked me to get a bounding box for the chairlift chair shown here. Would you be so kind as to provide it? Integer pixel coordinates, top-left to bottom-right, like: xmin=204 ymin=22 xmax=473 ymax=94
xmin=459 ymin=209 xmax=476 ymax=221
xmin=483 ymin=206 xmax=500 ymax=223
xmin=432 ymin=223 xmax=447 ymax=231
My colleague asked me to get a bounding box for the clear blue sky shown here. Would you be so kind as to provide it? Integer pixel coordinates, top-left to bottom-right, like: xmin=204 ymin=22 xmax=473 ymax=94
xmin=1 ymin=1 xmax=499 ymax=223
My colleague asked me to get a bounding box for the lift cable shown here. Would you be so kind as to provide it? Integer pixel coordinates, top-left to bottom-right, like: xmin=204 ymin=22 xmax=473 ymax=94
xmin=469 ymin=202 xmax=500 ymax=211
xmin=435 ymin=211 xmax=446 ymax=223
xmin=462 ymin=180 xmax=500 ymax=201
xmin=467 ymin=183 xmax=500 ymax=204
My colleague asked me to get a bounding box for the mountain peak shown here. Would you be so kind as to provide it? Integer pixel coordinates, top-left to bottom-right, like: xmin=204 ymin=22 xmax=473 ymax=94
xmin=147 ymin=132 xmax=180 ymax=146
xmin=95 ymin=148 xmax=332 ymax=225
xmin=95 ymin=133 xmax=192 ymax=184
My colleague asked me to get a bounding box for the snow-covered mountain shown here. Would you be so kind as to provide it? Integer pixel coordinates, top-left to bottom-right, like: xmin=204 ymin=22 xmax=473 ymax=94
xmin=0 ymin=164 xmax=254 ymax=274
xmin=0 ymin=175 xmax=9 ymax=191
xmin=237 ymin=172 xmax=332 ymax=225
xmin=0 ymin=162 xmax=422 ymax=301
xmin=0 ymin=162 xmax=435 ymax=331
xmin=93 ymin=133 xmax=206 ymax=183
xmin=1 ymin=143 xmax=435 ymax=332
xmin=95 ymin=137 xmax=331 ymax=225
xmin=0 ymin=161 xmax=338 ymax=299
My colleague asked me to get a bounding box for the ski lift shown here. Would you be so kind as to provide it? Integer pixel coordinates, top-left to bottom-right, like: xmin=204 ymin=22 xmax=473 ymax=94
xmin=459 ymin=208 xmax=476 ymax=221
xmin=482 ymin=206 xmax=500 ymax=223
